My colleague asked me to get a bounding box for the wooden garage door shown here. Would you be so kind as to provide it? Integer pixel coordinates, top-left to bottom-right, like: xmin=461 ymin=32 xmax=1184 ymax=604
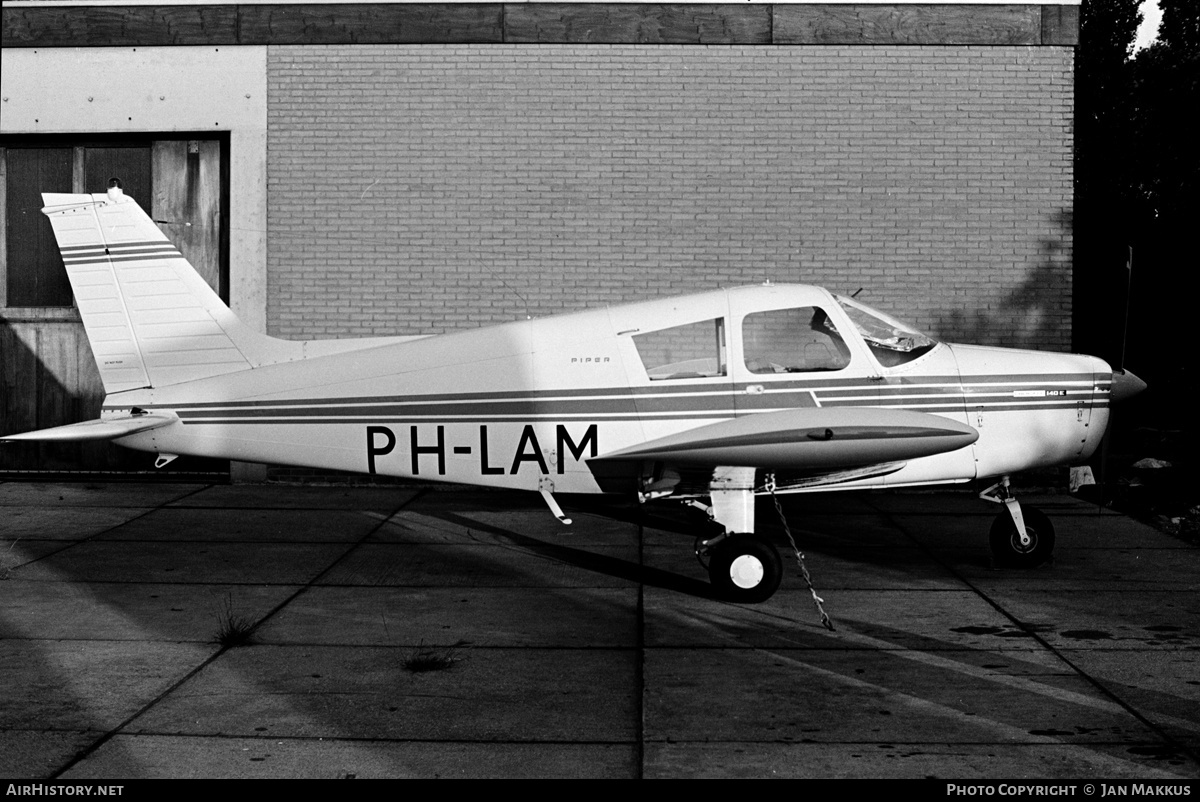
xmin=0 ymin=136 xmax=229 ymax=478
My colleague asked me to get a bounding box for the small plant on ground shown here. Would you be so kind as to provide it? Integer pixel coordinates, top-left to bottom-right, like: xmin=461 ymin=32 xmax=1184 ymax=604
xmin=212 ymin=593 xmax=256 ymax=647
xmin=402 ymin=641 xmax=464 ymax=673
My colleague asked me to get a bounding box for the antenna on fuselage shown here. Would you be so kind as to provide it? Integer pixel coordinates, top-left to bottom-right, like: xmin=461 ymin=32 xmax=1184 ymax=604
xmin=471 ymin=257 xmax=531 ymax=320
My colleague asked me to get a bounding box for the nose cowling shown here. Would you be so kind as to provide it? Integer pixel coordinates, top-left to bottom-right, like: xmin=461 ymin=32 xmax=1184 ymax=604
xmin=1110 ymin=369 xmax=1147 ymax=404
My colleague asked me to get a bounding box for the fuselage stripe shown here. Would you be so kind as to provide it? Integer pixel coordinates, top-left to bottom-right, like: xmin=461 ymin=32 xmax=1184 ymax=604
xmin=156 ymin=400 xmax=1103 ymax=426
xmin=110 ymin=371 xmax=1108 ymax=428
xmin=123 ymin=373 xmax=1103 ymax=412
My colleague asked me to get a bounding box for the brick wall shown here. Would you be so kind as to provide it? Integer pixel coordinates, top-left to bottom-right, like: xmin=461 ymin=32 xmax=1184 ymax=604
xmin=267 ymin=44 xmax=1073 ymax=351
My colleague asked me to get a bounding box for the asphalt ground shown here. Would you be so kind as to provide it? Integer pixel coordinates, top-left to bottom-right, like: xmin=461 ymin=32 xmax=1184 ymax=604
xmin=1 ymin=481 xmax=1198 ymax=780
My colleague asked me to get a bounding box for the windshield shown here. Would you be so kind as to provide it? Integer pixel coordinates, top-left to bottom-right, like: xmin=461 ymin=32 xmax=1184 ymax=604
xmin=832 ymin=295 xmax=938 ymax=367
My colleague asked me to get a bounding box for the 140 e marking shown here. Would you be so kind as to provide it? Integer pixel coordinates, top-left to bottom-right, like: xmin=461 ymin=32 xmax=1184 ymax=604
xmin=366 ymin=423 xmax=598 ymax=476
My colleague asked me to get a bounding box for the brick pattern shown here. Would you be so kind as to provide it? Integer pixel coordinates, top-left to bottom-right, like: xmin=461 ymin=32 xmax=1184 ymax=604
xmin=267 ymin=45 xmax=1073 ymax=351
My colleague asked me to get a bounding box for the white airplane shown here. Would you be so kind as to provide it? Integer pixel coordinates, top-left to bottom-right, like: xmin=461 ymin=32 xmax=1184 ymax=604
xmin=4 ymin=184 xmax=1145 ymax=603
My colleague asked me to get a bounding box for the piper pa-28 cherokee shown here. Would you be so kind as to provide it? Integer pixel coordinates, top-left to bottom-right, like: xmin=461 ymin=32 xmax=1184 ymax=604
xmin=4 ymin=185 xmax=1146 ymax=603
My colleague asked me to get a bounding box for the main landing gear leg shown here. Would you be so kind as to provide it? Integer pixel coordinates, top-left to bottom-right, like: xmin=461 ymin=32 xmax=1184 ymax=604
xmin=695 ymin=467 xmax=783 ymax=603
xmin=980 ymin=476 xmax=1056 ymax=568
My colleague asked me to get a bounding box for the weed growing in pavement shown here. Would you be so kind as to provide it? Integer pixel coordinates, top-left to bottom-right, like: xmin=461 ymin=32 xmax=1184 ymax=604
xmin=402 ymin=641 xmax=465 ymax=673
xmin=212 ymin=593 xmax=256 ymax=647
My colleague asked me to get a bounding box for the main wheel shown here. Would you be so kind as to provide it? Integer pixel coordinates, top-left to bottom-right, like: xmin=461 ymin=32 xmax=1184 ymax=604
xmin=989 ymin=505 xmax=1055 ymax=568
xmin=708 ymin=534 xmax=783 ymax=603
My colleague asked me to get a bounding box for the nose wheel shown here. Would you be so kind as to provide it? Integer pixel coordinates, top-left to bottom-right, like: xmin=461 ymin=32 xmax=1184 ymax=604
xmin=700 ymin=533 xmax=783 ymax=604
xmin=989 ymin=504 xmax=1055 ymax=568
xmin=980 ymin=477 xmax=1056 ymax=568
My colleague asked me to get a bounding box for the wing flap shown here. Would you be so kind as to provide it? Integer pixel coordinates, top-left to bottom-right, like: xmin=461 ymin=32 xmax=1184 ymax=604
xmin=1 ymin=414 xmax=177 ymax=443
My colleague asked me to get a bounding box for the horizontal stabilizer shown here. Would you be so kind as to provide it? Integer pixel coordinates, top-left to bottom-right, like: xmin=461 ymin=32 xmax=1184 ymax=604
xmin=1 ymin=414 xmax=177 ymax=443
xmin=591 ymin=407 xmax=978 ymax=470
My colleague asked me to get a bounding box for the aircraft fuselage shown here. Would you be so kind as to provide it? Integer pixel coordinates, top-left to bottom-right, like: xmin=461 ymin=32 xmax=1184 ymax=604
xmin=102 ymin=284 xmax=1112 ymax=494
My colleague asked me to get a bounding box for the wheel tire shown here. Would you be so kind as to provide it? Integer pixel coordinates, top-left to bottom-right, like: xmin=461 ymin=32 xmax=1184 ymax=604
xmin=708 ymin=535 xmax=783 ymax=603
xmin=989 ymin=504 xmax=1055 ymax=568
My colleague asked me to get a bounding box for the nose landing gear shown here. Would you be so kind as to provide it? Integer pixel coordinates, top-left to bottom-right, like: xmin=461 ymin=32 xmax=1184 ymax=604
xmin=980 ymin=477 xmax=1056 ymax=568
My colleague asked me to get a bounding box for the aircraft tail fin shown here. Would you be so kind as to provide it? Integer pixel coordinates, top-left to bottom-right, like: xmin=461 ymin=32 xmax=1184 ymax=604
xmin=41 ymin=187 xmax=301 ymax=393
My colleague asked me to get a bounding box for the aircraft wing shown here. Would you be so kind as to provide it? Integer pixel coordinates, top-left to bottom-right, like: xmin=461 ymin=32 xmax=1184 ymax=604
xmin=1 ymin=414 xmax=177 ymax=443
xmin=591 ymin=407 xmax=978 ymax=471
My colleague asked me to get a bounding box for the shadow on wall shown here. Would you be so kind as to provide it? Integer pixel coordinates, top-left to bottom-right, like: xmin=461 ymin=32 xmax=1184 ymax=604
xmin=934 ymin=210 xmax=1073 ymax=352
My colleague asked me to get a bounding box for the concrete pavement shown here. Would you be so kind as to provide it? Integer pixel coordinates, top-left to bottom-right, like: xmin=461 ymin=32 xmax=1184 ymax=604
xmin=1 ymin=482 xmax=1197 ymax=779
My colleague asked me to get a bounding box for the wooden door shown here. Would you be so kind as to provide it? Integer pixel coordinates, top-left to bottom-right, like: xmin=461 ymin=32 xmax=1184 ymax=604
xmin=0 ymin=137 xmax=228 ymax=477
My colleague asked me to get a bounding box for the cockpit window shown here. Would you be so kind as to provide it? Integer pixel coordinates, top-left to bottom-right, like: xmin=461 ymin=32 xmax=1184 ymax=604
xmin=633 ymin=318 xmax=726 ymax=380
xmin=834 ymin=295 xmax=938 ymax=367
xmin=742 ymin=307 xmax=851 ymax=374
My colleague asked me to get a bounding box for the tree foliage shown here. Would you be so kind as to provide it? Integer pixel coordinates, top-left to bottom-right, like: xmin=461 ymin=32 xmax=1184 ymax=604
xmin=1127 ymin=0 xmax=1200 ymax=227
xmin=1077 ymin=0 xmax=1199 ymax=234
xmin=1076 ymin=0 xmax=1140 ymax=227
xmin=1075 ymin=0 xmax=1198 ymax=426
xmin=1157 ymin=0 xmax=1200 ymax=52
